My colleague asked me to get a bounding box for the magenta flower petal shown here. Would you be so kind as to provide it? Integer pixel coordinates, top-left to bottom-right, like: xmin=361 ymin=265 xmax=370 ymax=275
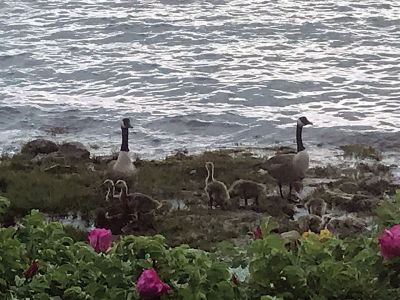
xmin=378 ymin=224 xmax=400 ymax=259
xmin=253 ymin=225 xmax=263 ymax=240
xmin=88 ymin=228 xmax=112 ymax=253
xmin=137 ymin=268 xmax=171 ymax=299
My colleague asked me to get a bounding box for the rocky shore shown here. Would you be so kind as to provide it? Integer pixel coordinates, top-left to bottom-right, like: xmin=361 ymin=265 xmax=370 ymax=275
xmin=0 ymin=139 xmax=398 ymax=250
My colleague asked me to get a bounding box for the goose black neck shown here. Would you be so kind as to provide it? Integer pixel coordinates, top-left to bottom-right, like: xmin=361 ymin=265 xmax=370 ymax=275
xmin=120 ymin=128 xmax=129 ymax=152
xmin=207 ymin=166 xmax=214 ymax=183
xmin=296 ymin=124 xmax=305 ymax=152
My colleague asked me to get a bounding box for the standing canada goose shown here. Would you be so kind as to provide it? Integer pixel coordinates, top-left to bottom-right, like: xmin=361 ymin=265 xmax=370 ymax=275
xmin=204 ymin=162 xmax=230 ymax=210
xmin=228 ymin=179 xmax=266 ymax=208
xmin=305 ymin=198 xmax=327 ymax=217
xmin=108 ymin=118 xmax=136 ymax=179
xmin=261 ymin=116 xmax=313 ymax=199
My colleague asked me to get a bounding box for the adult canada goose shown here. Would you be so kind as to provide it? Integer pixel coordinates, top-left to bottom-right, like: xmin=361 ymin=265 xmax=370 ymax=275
xmin=204 ymin=162 xmax=230 ymax=210
xmin=261 ymin=116 xmax=313 ymax=199
xmin=228 ymin=179 xmax=266 ymax=208
xmin=108 ymin=118 xmax=136 ymax=179
xmin=305 ymin=198 xmax=327 ymax=217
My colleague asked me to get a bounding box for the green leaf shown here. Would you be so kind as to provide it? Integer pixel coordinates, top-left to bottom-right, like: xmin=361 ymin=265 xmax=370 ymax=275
xmin=261 ymin=296 xmax=284 ymax=300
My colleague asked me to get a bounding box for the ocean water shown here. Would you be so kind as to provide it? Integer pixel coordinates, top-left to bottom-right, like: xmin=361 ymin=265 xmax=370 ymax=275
xmin=1 ymin=0 xmax=400 ymax=158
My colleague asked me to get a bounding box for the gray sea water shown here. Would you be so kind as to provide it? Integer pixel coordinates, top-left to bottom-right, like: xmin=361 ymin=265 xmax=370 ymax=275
xmin=1 ymin=0 xmax=400 ymax=158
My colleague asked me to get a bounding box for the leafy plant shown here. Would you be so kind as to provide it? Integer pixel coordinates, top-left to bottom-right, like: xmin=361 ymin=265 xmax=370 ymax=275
xmin=376 ymin=191 xmax=400 ymax=227
xmin=0 ymin=210 xmax=236 ymax=300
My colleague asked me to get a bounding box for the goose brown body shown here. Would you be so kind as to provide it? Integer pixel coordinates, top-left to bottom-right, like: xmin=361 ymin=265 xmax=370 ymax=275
xmin=261 ymin=117 xmax=313 ymax=199
xmin=262 ymin=153 xmax=307 ymax=185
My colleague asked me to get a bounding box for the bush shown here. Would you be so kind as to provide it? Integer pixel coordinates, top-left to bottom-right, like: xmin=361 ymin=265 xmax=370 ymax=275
xmin=246 ymin=221 xmax=400 ymax=299
xmin=2 ymin=204 xmax=400 ymax=299
xmin=0 ymin=211 xmax=236 ymax=300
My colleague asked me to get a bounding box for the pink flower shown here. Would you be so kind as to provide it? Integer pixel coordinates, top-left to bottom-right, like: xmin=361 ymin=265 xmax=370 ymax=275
xmin=24 ymin=260 xmax=39 ymax=279
xmin=136 ymin=268 xmax=171 ymax=299
xmin=253 ymin=225 xmax=263 ymax=240
xmin=378 ymin=224 xmax=400 ymax=259
xmin=231 ymin=273 xmax=240 ymax=285
xmin=88 ymin=228 xmax=112 ymax=253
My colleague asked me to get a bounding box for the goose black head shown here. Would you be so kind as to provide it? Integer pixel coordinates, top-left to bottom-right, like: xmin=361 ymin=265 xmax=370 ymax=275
xmin=121 ymin=118 xmax=133 ymax=129
xmin=297 ymin=116 xmax=313 ymax=127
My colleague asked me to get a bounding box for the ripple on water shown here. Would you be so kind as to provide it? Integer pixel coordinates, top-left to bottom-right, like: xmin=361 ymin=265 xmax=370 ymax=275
xmin=0 ymin=0 xmax=400 ymax=157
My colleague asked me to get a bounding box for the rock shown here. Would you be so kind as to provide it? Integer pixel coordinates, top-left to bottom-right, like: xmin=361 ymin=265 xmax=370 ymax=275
xmin=344 ymin=194 xmax=379 ymax=213
xmin=92 ymin=154 xmax=118 ymax=164
xmin=359 ymin=177 xmax=390 ymax=195
xmin=45 ymin=152 xmax=67 ymax=163
xmin=338 ymin=182 xmax=359 ymax=194
xmin=280 ymin=230 xmax=301 ymax=243
xmin=326 ymin=216 xmax=366 ymax=237
xmin=43 ymin=164 xmax=77 ymax=174
xmin=357 ymin=163 xmax=390 ymax=175
xmin=58 ymin=142 xmax=90 ymax=160
xmin=323 ymin=190 xmax=352 ymax=208
xmin=340 ymin=144 xmax=382 ymax=161
xmin=21 ymin=139 xmax=59 ymax=156
xmin=311 ymin=164 xmax=340 ymax=178
xmin=189 ymin=169 xmax=197 ymax=175
xmin=31 ymin=153 xmax=48 ymax=163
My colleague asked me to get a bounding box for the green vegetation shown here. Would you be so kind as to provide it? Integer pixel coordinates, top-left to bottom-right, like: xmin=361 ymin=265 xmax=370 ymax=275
xmin=2 ymin=145 xmax=400 ymax=299
xmin=1 ymin=205 xmax=400 ymax=299
xmin=0 ymin=149 xmax=265 ymax=220
xmin=0 ymin=210 xmax=237 ymax=299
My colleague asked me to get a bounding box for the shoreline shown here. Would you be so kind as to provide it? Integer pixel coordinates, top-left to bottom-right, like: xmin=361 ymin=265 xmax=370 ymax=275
xmin=1 ymin=139 xmax=399 ymax=250
xmin=2 ymin=128 xmax=400 ymax=161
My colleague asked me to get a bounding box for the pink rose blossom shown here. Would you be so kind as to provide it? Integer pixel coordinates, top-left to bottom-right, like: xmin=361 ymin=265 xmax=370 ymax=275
xmin=136 ymin=268 xmax=171 ymax=299
xmin=378 ymin=224 xmax=400 ymax=259
xmin=253 ymin=225 xmax=263 ymax=240
xmin=88 ymin=228 xmax=112 ymax=253
xmin=24 ymin=260 xmax=39 ymax=279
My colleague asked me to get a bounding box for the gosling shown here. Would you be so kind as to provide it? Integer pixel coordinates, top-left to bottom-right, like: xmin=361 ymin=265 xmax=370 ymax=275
xmin=115 ymin=179 xmax=162 ymax=218
xmin=305 ymin=198 xmax=327 ymax=217
xmin=297 ymin=214 xmax=323 ymax=233
xmin=228 ymin=179 xmax=266 ymax=209
xmin=204 ymin=162 xmax=230 ymax=210
xmin=103 ymin=179 xmax=119 ymax=202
